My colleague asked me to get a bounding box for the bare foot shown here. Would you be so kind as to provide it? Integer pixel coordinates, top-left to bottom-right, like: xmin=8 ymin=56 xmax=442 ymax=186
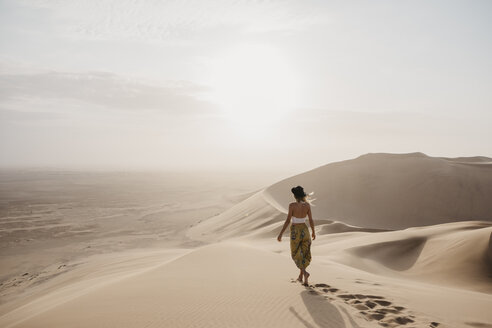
xmin=297 ymin=273 xmax=303 ymax=283
xmin=303 ymin=271 xmax=310 ymax=286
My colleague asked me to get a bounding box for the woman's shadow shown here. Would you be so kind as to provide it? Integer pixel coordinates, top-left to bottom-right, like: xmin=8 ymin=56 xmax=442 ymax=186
xmin=289 ymin=289 xmax=362 ymax=328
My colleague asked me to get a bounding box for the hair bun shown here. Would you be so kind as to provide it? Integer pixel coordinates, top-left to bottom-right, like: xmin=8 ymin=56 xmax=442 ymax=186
xmin=291 ymin=186 xmax=307 ymax=199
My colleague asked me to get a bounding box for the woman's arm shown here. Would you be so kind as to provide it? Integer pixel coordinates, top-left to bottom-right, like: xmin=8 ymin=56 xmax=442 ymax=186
xmin=277 ymin=204 xmax=292 ymax=242
xmin=307 ymin=204 xmax=316 ymax=240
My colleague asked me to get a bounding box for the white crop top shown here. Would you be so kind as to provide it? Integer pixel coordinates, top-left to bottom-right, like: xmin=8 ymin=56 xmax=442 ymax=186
xmin=291 ymin=216 xmax=306 ymax=224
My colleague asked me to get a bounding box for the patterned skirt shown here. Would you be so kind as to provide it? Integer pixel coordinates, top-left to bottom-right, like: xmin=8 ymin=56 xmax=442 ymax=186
xmin=290 ymin=223 xmax=312 ymax=270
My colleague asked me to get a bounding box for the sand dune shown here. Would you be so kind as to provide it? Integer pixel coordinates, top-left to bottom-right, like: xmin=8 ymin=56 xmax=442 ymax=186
xmin=187 ymin=191 xmax=282 ymax=242
xmin=266 ymin=152 xmax=492 ymax=229
xmin=1 ymin=243 xmax=380 ymax=328
xmin=317 ymin=221 xmax=492 ymax=292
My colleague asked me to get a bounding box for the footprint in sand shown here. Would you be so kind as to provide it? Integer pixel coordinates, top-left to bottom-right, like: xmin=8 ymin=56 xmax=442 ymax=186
xmin=314 ymin=283 xmax=330 ymax=288
xmin=306 ymin=281 xmax=439 ymax=328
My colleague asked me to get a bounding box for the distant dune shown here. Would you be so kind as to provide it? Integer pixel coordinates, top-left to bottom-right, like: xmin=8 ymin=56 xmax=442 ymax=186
xmin=266 ymin=152 xmax=492 ymax=229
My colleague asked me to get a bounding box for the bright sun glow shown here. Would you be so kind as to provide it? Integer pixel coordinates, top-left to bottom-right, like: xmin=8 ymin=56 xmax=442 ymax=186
xmin=205 ymin=44 xmax=301 ymax=137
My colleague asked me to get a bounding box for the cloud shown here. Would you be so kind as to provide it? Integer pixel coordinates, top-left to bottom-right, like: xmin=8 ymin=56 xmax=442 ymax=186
xmin=12 ymin=0 xmax=331 ymax=43
xmin=0 ymin=69 xmax=216 ymax=114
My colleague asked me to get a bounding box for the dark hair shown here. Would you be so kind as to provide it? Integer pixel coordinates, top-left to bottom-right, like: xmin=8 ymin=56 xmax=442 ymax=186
xmin=291 ymin=186 xmax=307 ymax=201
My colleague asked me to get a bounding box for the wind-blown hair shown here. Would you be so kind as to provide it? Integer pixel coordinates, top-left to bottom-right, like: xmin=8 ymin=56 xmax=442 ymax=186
xmin=291 ymin=185 xmax=315 ymax=204
xmin=291 ymin=186 xmax=307 ymax=201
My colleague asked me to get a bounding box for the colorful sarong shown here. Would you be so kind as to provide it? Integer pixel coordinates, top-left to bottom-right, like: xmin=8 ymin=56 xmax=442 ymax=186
xmin=290 ymin=224 xmax=311 ymax=269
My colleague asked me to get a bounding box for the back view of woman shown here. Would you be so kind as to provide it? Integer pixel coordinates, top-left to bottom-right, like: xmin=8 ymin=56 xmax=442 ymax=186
xmin=277 ymin=186 xmax=316 ymax=286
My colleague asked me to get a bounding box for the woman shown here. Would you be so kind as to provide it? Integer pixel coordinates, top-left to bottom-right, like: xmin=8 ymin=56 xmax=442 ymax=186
xmin=277 ymin=185 xmax=316 ymax=286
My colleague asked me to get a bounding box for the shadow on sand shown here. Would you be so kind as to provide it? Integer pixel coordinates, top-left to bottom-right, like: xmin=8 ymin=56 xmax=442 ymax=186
xmin=289 ymin=289 xmax=362 ymax=328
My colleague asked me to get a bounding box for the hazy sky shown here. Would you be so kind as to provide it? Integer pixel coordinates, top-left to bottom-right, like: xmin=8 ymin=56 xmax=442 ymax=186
xmin=1 ymin=0 xmax=491 ymax=173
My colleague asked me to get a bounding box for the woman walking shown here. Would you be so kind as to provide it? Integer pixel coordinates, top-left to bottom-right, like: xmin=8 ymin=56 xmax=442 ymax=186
xmin=277 ymin=186 xmax=316 ymax=286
